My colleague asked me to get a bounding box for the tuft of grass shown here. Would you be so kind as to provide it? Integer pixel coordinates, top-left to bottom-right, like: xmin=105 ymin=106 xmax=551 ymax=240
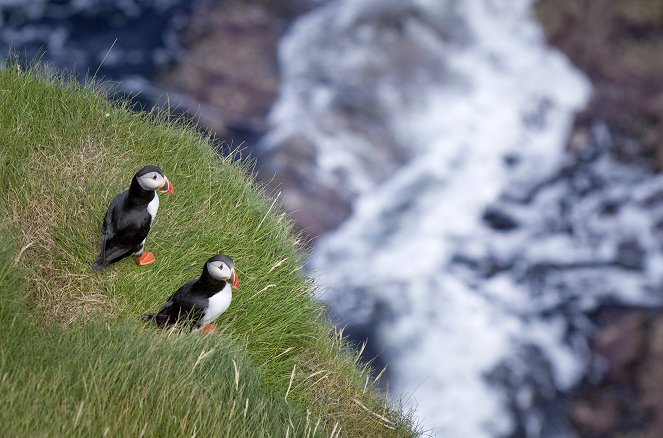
xmin=0 ymin=61 xmax=419 ymax=436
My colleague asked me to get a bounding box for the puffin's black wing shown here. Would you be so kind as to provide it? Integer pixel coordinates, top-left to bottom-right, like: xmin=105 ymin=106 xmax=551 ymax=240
xmin=93 ymin=191 xmax=126 ymax=270
xmin=93 ymin=190 xmax=151 ymax=270
xmin=144 ymin=281 xmax=208 ymax=326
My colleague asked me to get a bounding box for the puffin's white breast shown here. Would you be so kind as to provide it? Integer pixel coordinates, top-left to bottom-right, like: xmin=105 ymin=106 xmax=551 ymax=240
xmin=201 ymin=283 xmax=232 ymax=325
xmin=147 ymin=193 xmax=159 ymax=226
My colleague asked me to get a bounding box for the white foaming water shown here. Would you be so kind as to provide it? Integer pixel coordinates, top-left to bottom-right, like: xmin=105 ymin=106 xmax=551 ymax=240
xmin=305 ymin=2 xmax=589 ymax=435
xmin=264 ymin=0 xmax=663 ymax=436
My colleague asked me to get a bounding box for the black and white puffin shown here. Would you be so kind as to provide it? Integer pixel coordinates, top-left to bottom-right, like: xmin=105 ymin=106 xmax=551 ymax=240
xmin=92 ymin=165 xmax=174 ymax=271
xmin=142 ymin=254 xmax=240 ymax=333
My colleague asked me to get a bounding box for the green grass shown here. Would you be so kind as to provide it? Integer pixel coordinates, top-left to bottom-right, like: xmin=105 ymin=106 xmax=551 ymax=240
xmin=0 ymin=62 xmax=418 ymax=436
xmin=0 ymin=235 xmax=319 ymax=437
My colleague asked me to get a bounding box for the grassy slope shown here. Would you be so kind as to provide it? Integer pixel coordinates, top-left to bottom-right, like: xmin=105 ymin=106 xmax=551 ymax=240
xmin=0 ymin=237 xmax=317 ymax=437
xmin=0 ymin=64 xmax=417 ymax=437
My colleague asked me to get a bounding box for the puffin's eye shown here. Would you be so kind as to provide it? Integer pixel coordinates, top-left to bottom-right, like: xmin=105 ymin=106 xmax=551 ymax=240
xmin=152 ymin=175 xmax=158 ymax=180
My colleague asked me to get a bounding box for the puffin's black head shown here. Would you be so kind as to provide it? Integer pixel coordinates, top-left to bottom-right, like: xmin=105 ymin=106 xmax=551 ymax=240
xmin=134 ymin=165 xmax=175 ymax=195
xmin=204 ymin=254 xmax=240 ymax=289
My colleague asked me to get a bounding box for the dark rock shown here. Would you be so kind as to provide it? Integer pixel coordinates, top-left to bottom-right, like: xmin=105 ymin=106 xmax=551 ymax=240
xmin=482 ymin=205 xmax=519 ymax=231
xmin=638 ymin=316 xmax=663 ymax=435
xmin=592 ymin=311 xmax=647 ymax=383
xmin=569 ymin=307 xmax=663 ymax=436
xmin=158 ymin=0 xmax=311 ymax=142
xmin=572 ymin=396 xmax=620 ymax=436
xmin=600 ymin=200 xmax=621 ymax=216
xmin=536 ymin=0 xmax=663 ymax=167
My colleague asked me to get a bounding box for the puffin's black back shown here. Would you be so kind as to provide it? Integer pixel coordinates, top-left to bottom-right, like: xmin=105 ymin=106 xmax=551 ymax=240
xmin=142 ymin=280 xmax=208 ymax=326
xmin=142 ymin=256 xmax=233 ymax=326
xmin=92 ymin=167 xmax=161 ymax=270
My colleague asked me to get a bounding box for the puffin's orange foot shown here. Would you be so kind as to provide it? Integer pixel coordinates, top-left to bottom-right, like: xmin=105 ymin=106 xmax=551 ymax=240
xmin=201 ymin=323 xmax=218 ymax=335
xmin=136 ymin=252 xmax=156 ymax=266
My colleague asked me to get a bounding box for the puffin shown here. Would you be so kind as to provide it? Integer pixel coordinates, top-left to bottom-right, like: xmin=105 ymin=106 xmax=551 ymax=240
xmin=142 ymin=254 xmax=241 ymax=333
xmin=92 ymin=165 xmax=174 ymax=271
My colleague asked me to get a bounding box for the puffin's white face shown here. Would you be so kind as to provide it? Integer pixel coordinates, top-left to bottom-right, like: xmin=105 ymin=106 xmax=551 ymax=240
xmin=207 ymin=260 xmax=233 ymax=281
xmin=137 ymin=171 xmax=166 ymax=191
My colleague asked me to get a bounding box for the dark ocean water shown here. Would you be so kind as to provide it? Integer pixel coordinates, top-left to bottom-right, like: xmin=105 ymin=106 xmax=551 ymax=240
xmin=0 ymin=0 xmax=204 ymax=102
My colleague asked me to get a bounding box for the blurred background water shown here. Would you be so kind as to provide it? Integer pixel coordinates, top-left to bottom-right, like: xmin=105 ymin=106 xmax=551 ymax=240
xmin=3 ymin=0 xmax=663 ymax=436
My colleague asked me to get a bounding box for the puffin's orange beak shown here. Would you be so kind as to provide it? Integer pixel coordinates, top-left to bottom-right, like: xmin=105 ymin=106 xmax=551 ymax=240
xmin=160 ymin=176 xmax=174 ymax=195
xmin=230 ymin=270 xmax=240 ymax=289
